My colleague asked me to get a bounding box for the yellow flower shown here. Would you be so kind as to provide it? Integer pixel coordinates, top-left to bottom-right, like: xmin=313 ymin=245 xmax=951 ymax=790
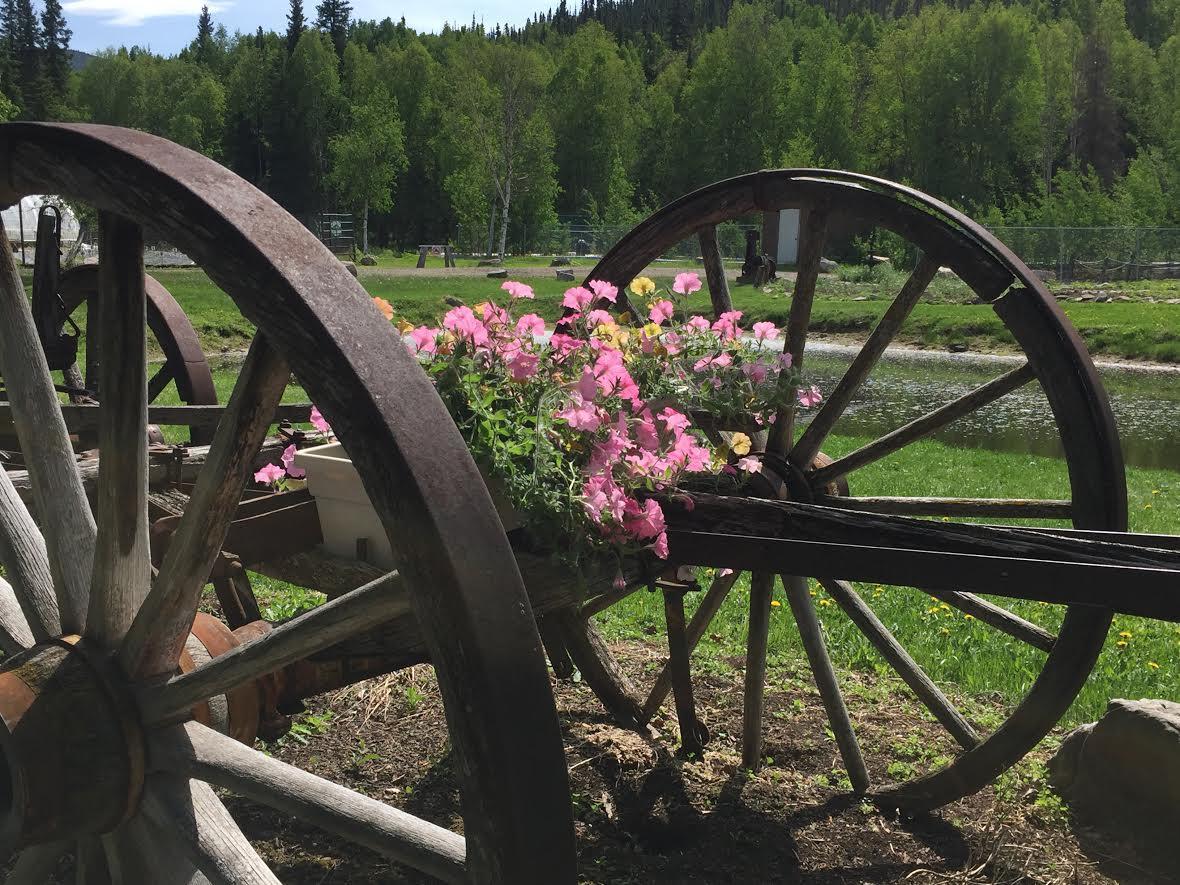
xmin=1148 ymin=661 xmax=1160 ymax=670
xmin=964 ymin=614 xmax=974 ymax=621
xmin=372 ymin=296 xmax=394 ymax=321
xmin=818 ymin=599 xmax=832 ymax=607
xmin=630 ymin=276 xmax=656 ymax=297
xmin=730 ymin=433 xmax=752 ymax=456
xmin=940 ymin=627 xmax=950 ymax=635
xmin=642 ymin=322 xmax=663 ymax=340
xmin=1152 ymin=489 xmax=1161 ymax=495
xmin=1118 ymin=630 xmax=1133 ymax=639
xmin=1144 ymin=503 xmax=1153 ymax=509
xmin=1117 ymin=640 xmax=1128 ymax=648
xmin=396 ymin=318 xmax=415 ymax=335
xmin=770 ymin=600 xmax=782 ymax=608
xmin=809 ymin=590 xmax=816 ymax=597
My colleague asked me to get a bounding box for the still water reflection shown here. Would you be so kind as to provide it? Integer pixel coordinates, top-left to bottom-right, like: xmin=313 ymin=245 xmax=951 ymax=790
xmin=800 ymin=345 xmax=1180 ymax=471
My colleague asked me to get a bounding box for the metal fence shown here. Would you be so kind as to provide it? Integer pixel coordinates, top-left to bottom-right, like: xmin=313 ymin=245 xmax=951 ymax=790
xmin=986 ymin=226 xmax=1180 ymax=281
xmin=455 ymin=221 xmax=761 ymax=263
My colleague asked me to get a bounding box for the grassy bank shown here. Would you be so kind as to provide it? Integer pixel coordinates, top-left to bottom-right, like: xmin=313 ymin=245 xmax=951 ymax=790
xmin=137 ymin=267 xmax=1180 ymax=365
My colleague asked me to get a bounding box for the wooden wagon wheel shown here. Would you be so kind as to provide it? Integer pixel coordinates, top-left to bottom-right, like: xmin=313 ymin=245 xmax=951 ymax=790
xmin=55 ymin=264 xmax=219 ymax=444
xmin=563 ymin=169 xmax=1125 ymax=811
xmin=0 ymin=123 xmax=574 ymax=883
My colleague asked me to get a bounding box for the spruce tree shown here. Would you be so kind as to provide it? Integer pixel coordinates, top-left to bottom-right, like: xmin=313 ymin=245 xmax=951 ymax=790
xmin=315 ymin=0 xmax=351 ymax=60
xmin=0 ymin=0 xmax=21 ymax=110
xmin=194 ymin=5 xmax=213 ymax=66
xmin=13 ymin=0 xmax=37 ymax=114
xmin=38 ymin=0 xmax=71 ymax=100
xmin=285 ymin=0 xmax=305 ymax=55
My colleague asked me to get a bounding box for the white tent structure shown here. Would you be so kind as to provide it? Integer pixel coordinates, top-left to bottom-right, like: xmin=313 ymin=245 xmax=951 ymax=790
xmin=2 ymin=195 xmax=81 ymax=245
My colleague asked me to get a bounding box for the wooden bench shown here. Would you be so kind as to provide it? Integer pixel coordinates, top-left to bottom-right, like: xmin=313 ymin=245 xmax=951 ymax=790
xmin=416 ymin=244 xmax=456 ymax=268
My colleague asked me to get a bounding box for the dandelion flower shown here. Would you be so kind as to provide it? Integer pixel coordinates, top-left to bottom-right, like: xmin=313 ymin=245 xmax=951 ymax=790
xmin=1117 ymin=640 xmax=1128 ymax=648
xmin=1148 ymin=661 xmax=1160 ymax=670
xmin=1118 ymin=630 xmax=1133 ymax=639
xmin=770 ymin=600 xmax=782 ymax=608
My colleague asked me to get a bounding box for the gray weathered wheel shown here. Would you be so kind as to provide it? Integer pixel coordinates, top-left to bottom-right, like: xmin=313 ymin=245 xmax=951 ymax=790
xmin=0 ymin=123 xmax=574 ymax=883
xmin=564 ymin=169 xmax=1125 ymax=810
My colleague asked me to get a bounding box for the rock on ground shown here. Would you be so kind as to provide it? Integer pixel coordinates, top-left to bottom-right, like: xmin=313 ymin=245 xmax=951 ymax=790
xmin=1049 ymin=698 xmax=1180 ymax=876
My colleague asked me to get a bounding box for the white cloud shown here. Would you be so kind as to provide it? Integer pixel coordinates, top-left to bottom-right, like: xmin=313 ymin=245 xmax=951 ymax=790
xmin=63 ymin=0 xmax=230 ymax=27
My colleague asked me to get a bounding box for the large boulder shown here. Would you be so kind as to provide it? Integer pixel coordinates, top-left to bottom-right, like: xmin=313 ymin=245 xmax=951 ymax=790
xmin=1049 ymin=699 xmax=1180 ymax=872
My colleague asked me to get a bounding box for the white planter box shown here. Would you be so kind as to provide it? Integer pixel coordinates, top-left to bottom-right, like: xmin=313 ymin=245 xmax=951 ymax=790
xmin=294 ymin=442 xmax=521 ymax=569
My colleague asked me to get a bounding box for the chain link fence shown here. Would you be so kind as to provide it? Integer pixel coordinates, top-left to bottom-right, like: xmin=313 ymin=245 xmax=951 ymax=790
xmin=987 ymin=226 xmax=1180 ymax=282
xmin=455 ymin=221 xmax=761 ymax=263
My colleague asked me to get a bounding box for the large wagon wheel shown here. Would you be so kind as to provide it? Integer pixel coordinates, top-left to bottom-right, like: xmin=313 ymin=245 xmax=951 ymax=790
xmin=56 ymin=264 xmax=219 ymax=444
xmin=566 ymin=169 xmax=1124 ymax=810
xmin=0 ymin=123 xmax=574 ymax=882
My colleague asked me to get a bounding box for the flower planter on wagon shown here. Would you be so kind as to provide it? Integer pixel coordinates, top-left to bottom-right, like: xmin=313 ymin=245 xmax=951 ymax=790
xmin=1 ymin=125 xmax=1180 ymax=883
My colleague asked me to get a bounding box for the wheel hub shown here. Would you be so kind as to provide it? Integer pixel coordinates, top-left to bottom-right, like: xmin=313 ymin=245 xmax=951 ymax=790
xmin=747 ymin=450 xmax=849 ymax=503
xmin=0 ymin=638 xmax=144 ymax=852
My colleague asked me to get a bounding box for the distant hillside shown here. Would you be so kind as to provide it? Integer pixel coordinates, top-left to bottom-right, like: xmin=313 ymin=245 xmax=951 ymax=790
xmin=69 ymin=49 xmax=94 ymax=71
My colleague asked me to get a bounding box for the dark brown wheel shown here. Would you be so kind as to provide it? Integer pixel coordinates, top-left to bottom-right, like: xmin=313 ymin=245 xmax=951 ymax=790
xmin=0 ymin=123 xmax=574 ymax=882
xmin=56 ymin=264 xmax=219 ymax=444
xmin=564 ymin=169 xmax=1124 ymax=810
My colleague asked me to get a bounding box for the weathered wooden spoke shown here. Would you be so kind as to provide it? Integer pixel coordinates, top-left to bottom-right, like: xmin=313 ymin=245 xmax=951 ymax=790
xmin=791 ymin=255 xmax=941 ymax=468
xmin=740 ymin=571 xmax=776 ymax=768
xmin=784 ymin=575 xmax=871 ymax=792
xmin=139 ymin=571 xmax=403 ymax=723
xmin=767 ymin=207 xmax=829 ymax=457
xmin=86 ymin=213 xmax=151 ymax=649
xmin=814 ymin=495 xmax=1072 ymax=520
xmin=0 ymin=468 xmax=54 ymax=642
xmin=697 ymin=225 xmax=732 ymax=314
xmin=146 ymin=364 xmax=175 ymax=402
xmin=122 ymin=335 xmax=290 ymax=678
xmin=0 ymin=225 xmax=96 ymax=634
xmin=139 ymin=775 xmax=280 ymax=885
xmin=924 ymin=589 xmax=1056 ymax=652
xmin=818 ymin=578 xmax=979 ymax=749
xmin=639 ymin=568 xmax=740 ymax=724
xmin=0 ymin=576 xmax=35 ymax=653
xmin=153 ymin=721 xmax=468 ymax=883
xmin=810 ymin=363 xmax=1037 ymax=486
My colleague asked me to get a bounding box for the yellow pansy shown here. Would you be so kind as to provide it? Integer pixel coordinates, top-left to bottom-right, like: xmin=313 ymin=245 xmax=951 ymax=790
xmin=396 ymin=318 xmax=415 ymax=335
xmin=630 ymin=276 xmax=656 ymax=297
xmin=730 ymin=432 xmax=752 ymax=456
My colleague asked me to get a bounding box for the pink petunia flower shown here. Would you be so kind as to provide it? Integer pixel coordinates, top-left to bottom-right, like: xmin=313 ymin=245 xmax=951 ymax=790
xmin=515 ymin=313 xmax=545 ymax=337
xmin=649 ymin=299 xmax=675 ymax=324
xmin=310 ymin=405 xmax=332 ymax=435
xmin=673 ymin=272 xmax=702 ymax=295
xmin=410 ymin=326 xmax=439 ymax=354
xmin=752 ymin=321 xmax=780 ymax=342
xmin=711 ymin=310 xmax=743 ymax=341
xmin=623 ymin=497 xmax=666 ymax=540
xmin=743 ymin=362 xmax=769 ymax=384
xmin=562 ymin=286 xmax=595 ymax=311
xmin=254 ymin=462 xmax=286 ymax=485
xmin=443 ymin=305 xmax=490 ymax=347
xmin=586 ymin=309 xmax=614 ymax=327
xmin=501 ymin=280 xmax=534 ymax=300
xmin=683 ymin=315 xmax=711 ymax=333
xmin=556 ymin=395 xmax=602 ymax=432
xmin=736 ymin=456 xmax=762 ymax=474
xmin=651 ymin=531 xmax=669 ymax=559
xmin=798 ymin=385 xmax=823 ymax=407
xmin=588 ymin=279 xmax=619 ymax=304
xmin=280 ymin=444 xmax=306 ymax=479
xmin=505 ymin=350 xmax=540 ymax=381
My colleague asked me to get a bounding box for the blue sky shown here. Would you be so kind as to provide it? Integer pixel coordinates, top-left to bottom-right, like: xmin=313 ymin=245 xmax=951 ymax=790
xmin=63 ymin=0 xmax=535 ymax=54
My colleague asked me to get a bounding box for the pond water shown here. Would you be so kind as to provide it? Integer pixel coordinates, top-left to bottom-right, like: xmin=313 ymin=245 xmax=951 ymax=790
xmin=801 ymin=345 xmax=1180 ymax=471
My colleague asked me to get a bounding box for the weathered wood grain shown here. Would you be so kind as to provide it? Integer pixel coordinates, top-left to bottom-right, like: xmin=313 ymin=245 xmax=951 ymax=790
xmin=0 ymin=465 xmax=57 ymax=640
xmin=139 ymin=775 xmax=280 ymax=885
xmin=86 ymin=213 xmax=152 ymax=649
xmin=0 ymin=224 xmax=96 ymax=633
xmin=139 ymin=571 xmax=403 ymax=723
xmin=152 ymin=722 xmax=468 ymax=883
xmin=121 ymin=336 xmax=290 ymax=677
xmin=697 ymin=226 xmax=732 ymax=314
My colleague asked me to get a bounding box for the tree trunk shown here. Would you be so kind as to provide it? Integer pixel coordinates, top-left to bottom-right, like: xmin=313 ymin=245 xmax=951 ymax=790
xmin=362 ymin=200 xmax=369 ymax=255
xmin=498 ymin=177 xmax=512 ymax=261
xmin=486 ymin=201 xmax=496 ymax=258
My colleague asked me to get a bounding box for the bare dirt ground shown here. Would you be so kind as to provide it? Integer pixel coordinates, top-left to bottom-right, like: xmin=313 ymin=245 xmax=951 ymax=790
xmin=232 ymin=641 xmax=1145 ymax=885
